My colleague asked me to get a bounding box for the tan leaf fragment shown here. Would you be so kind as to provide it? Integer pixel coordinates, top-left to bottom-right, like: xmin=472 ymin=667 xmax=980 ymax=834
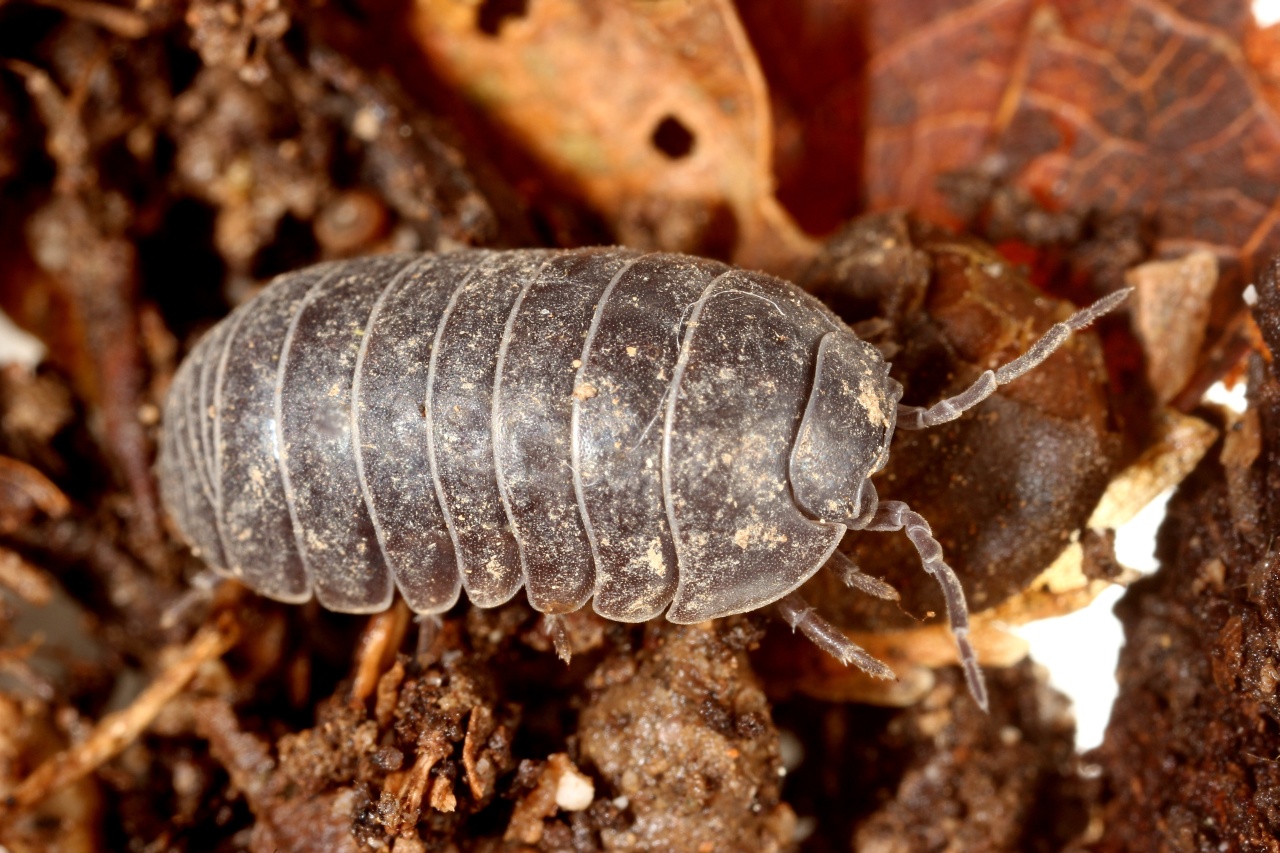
xmin=407 ymin=0 xmax=816 ymax=272
xmin=1127 ymin=250 xmax=1218 ymax=405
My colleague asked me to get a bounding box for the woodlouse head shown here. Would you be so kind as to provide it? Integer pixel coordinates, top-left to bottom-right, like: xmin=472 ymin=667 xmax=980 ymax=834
xmin=788 ymin=329 xmax=901 ymax=528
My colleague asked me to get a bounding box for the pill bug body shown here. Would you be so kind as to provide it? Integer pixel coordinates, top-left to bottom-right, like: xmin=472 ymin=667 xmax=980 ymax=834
xmin=158 ymin=248 xmax=895 ymax=624
xmin=160 ymin=246 xmax=1127 ymax=707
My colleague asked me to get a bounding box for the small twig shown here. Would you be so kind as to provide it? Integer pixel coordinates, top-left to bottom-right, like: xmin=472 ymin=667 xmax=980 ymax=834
xmin=0 ymin=547 xmax=56 ymax=606
xmin=0 ymin=612 xmax=239 ymax=814
xmin=0 ymin=637 xmax=56 ymax=700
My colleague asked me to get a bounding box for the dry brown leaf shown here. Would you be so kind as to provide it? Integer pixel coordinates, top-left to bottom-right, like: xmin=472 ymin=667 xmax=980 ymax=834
xmin=734 ymin=0 xmax=866 ymax=234
xmin=864 ymin=0 xmax=1037 ymax=226
xmin=859 ymin=0 xmax=1276 ymax=424
xmin=993 ymin=1 xmax=1280 ymax=287
xmin=406 ymin=0 xmax=816 ymax=272
xmin=867 ymin=0 xmax=1280 ymax=293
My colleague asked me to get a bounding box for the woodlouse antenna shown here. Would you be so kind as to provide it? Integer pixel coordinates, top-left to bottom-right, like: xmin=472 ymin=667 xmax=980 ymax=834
xmin=777 ymin=593 xmax=895 ymax=681
xmin=868 ymin=500 xmax=988 ymax=711
xmin=896 ymin=287 xmax=1131 ymax=430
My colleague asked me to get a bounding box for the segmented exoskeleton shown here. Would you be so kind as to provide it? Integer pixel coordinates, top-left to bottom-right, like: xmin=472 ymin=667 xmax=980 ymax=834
xmin=158 ymin=247 xmax=1128 ymax=709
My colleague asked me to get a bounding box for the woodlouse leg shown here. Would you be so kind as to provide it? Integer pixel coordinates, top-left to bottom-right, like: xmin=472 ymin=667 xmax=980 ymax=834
xmin=777 ymin=592 xmax=895 ymax=681
xmin=867 ymin=500 xmax=989 ymax=711
xmin=826 ymin=549 xmax=899 ymax=601
xmin=896 ymin=287 xmax=1131 ymax=430
xmin=543 ymin=614 xmax=572 ymax=664
xmin=414 ymin=614 xmax=443 ymax=660
xmin=159 ymin=569 xmax=222 ymax=630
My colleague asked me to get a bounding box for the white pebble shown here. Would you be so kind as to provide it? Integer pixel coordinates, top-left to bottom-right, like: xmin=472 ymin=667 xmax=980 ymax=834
xmin=555 ymin=767 xmax=595 ymax=811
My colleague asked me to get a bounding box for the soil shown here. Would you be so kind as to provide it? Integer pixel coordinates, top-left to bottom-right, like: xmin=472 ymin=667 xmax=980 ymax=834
xmin=0 ymin=1 xmax=1274 ymax=851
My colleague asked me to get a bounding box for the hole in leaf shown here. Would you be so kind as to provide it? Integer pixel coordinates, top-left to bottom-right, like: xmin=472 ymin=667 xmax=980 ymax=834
xmin=476 ymin=0 xmax=528 ymax=36
xmin=651 ymin=115 xmax=695 ymax=159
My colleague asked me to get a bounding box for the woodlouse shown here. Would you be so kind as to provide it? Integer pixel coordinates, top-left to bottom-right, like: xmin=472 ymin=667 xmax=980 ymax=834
xmin=157 ymin=247 xmax=1127 ymax=709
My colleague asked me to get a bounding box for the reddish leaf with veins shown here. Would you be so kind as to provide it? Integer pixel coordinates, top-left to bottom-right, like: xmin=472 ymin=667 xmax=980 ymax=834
xmin=994 ymin=0 xmax=1280 ymax=287
xmin=865 ymin=0 xmax=1037 ymax=226
xmin=868 ymin=0 xmax=1280 ymax=289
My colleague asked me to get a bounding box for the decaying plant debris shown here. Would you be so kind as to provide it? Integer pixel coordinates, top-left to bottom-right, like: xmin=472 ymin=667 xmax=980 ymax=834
xmin=1088 ymin=263 xmax=1280 ymax=851
xmin=0 ymin=0 xmax=1278 ymax=850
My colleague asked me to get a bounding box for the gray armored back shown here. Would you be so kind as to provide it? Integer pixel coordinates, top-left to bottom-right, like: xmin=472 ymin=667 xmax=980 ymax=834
xmin=157 ymin=247 xmax=878 ymax=623
xmin=161 ymin=245 xmax=1128 ymax=711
